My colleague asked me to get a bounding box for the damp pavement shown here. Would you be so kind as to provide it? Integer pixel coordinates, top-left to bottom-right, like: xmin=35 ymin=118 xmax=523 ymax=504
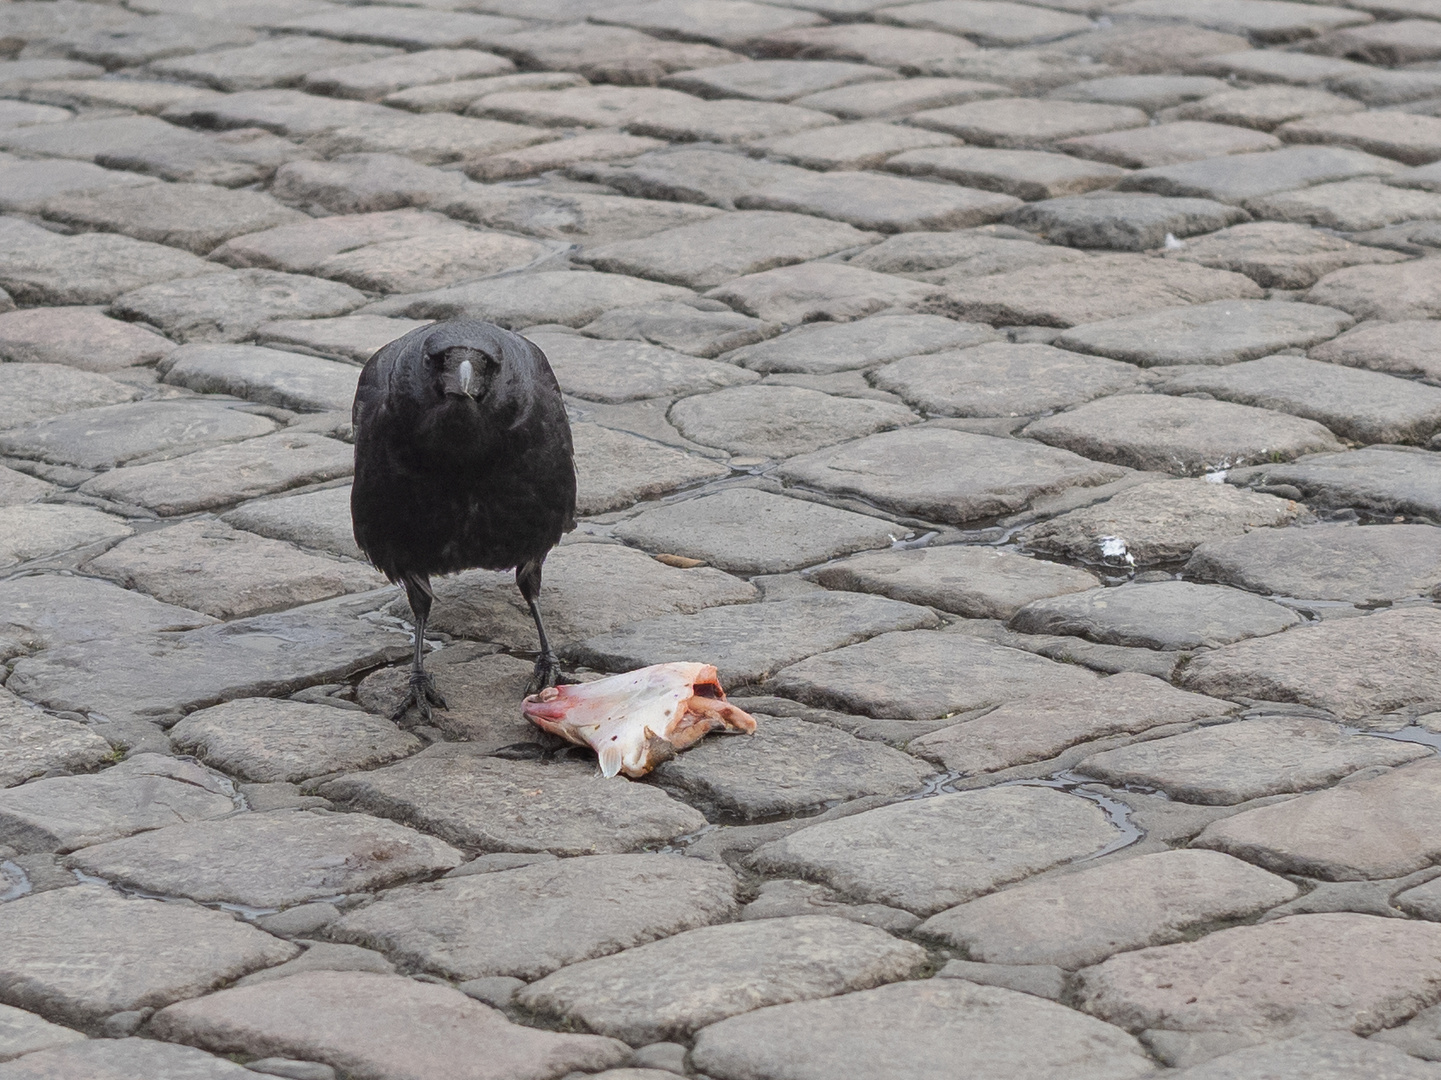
xmin=8 ymin=3 xmax=1441 ymax=1079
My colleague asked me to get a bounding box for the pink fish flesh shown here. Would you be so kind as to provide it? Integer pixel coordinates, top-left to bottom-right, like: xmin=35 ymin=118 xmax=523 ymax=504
xmin=521 ymin=662 xmax=758 ymax=778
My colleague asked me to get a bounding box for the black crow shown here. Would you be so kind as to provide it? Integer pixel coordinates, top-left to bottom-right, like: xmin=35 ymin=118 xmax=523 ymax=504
xmin=351 ymin=319 xmax=576 ymax=721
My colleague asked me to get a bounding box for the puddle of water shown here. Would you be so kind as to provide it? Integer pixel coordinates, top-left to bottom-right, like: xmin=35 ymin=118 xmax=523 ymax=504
xmin=0 ymin=860 xmax=31 ymax=903
xmin=656 ymin=823 xmax=718 ymax=855
xmin=1354 ymin=725 xmax=1441 ymax=754
xmin=998 ymin=772 xmax=1146 ymax=862
xmin=898 ymin=768 xmax=1145 ymax=859
xmin=71 ymin=869 xmax=280 ymax=919
xmin=904 ymin=771 xmax=963 ymax=799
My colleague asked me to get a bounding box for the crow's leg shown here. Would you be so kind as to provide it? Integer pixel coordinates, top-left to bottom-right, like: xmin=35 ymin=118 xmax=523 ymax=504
xmin=517 ymin=559 xmax=562 ymax=695
xmin=392 ymin=573 xmax=448 ymax=723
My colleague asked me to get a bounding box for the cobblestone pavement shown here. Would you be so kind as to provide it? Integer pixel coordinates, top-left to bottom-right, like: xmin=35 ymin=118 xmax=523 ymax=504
xmin=11 ymin=0 xmax=1441 ymax=1077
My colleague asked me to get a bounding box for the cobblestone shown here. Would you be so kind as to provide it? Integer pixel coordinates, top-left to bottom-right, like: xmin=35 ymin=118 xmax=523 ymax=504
xmin=1010 ymin=579 xmax=1302 ymax=651
xmin=150 ymin=971 xmax=630 ymax=1080
xmin=569 ymin=589 xmax=938 ymax=685
xmin=691 ymin=979 xmax=1154 ymax=1080
xmin=1196 ymin=758 xmax=1441 ymax=878
xmin=320 ymin=748 xmax=708 ymax=855
xmin=908 ymin=671 xmax=1232 ymax=774
xmin=6 ymin=1 xmax=1441 ymax=1067
xmin=65 ymin=810 xmax=462 ymax=909
xmin=517 ymin=916 xmax=927 ymax=1044
xmin=809 ymin=544 xmax=1099 ymax=619
xmin=1075 ymin=716 xmax=1428 ymax=803
xmin=1076 ymin=912 xmax=1441 ymax=1041
xmin=0 ymin=885 xmax=296 ymax=1031
xmin=919 ymin=849 xmax=1297 ymax=969
xmin=768 ymin=627 xmax=1097 ymax=720
xmin=330 ymin=854 xmax=736 ymax=981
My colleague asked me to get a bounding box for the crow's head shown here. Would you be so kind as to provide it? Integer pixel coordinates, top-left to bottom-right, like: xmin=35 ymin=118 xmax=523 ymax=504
xmin=428 ymin=343 xmax=499 ymax=403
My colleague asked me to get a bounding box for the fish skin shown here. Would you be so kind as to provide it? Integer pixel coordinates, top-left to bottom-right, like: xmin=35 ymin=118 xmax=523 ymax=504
xmin=522 ymin=662 xmax=757 ymax=778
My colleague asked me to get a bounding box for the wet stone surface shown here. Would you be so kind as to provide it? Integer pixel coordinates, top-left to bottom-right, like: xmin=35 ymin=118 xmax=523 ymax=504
xmin=319 ymin=748 xmax=708 ymax=856
xmin=770 ymin=626 xmax=1098 ymax=721
xmin=808 ymin=544 xmax=1099 ymax=620
xmin=612 ymin=489 xmax=901 ymax=575
xmin=650 ymin=714 xmax=935 ymax=820
xmin=330 ymin=854 xmax=737 ymax=982
xmin=569 ymin=590 xmax=939 ymax=687
xmin=415 ymin=540 xmax=758 ymax=650
xmin=1019 ymin=477 xmax=1304 ymax=567
xmin=84 ymin=518 xmax=383 ymax=619
xmin=774 ymin=426 xmax=1129 ymax=525
xmin=6 ymin=0 xmax=1441 ymax=1067
xmin=0 ymin=754 xmax=237 ymax=854
xmin=918 ymin=849 xmax=1299 ymax=969
xmin=872 ymin=342 xmax=1141 ymax=418
xmin=1195 ymin=758 xmax=1441 ymax=880
xmin=724 ymin=312 xmax=997 ymax=375
xmin=1009 ymin=580 xmax=1303 ymax=651
xmin=0 ymin=884 xmax=296 ymax=1031
xmin=1186 ymin=523 xmax=1441 ymax=604
xmin=6 ymin=598 xmax=408 ymax=725
xmin=691 ymin=979 xmax=1155 ymax=1080
xmin=1024 ymin=394 xmax=1344 ymax=477
xmin=150 ymin=971 xmax=630 ymax=1080
xmin=908 ymin=671 xmax=1235 ymax=775
xmin=516 ymin=915 xmax=929 ymax=1045
xmin=1179 ymin=606 xmax=1441 ymax=721
xmin=0 ymin=689 xmax=113 ymax=790
xmin=64 ymin=809 xmax=462 ymax=909
xmin=752 ymin=785 xmax=1118 ymax=916
xmin=1076 ymin=912 xmax=1441 ymax=1042
xmin=1055 ymin=300 xmax=1355 ymax=367
xmin=1074 ymin=716 xmax=1430 ymax=804
xmin=168 ymin=698 xmax=420 ymax=783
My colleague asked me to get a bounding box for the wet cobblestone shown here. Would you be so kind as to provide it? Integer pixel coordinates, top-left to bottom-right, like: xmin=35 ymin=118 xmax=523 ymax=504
xmin=4 ymin=0 xmax=1441 ymax=1076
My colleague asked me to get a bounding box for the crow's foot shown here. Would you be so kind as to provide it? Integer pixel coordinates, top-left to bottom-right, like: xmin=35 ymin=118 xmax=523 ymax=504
xmin=524 ymin=652 xmax=564 ymax=696
xmin=390 ymin=670 xmax=448 ymax=723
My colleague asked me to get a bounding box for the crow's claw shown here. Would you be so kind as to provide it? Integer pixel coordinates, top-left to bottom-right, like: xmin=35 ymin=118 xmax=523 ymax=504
xmin=390 ymin=671 xmax=447 ymax=723
xmin=525 ymin=653 xmax=564 ymax=696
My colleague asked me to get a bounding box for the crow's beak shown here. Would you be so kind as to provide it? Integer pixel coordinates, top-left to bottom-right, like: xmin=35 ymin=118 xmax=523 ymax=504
xmin=458 ymin=358 xmax=475 ymax=397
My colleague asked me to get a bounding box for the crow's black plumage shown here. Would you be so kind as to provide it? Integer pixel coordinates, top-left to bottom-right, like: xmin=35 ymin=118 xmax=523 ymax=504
xmin=351 ymin=319 xmax=576 ymax=720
